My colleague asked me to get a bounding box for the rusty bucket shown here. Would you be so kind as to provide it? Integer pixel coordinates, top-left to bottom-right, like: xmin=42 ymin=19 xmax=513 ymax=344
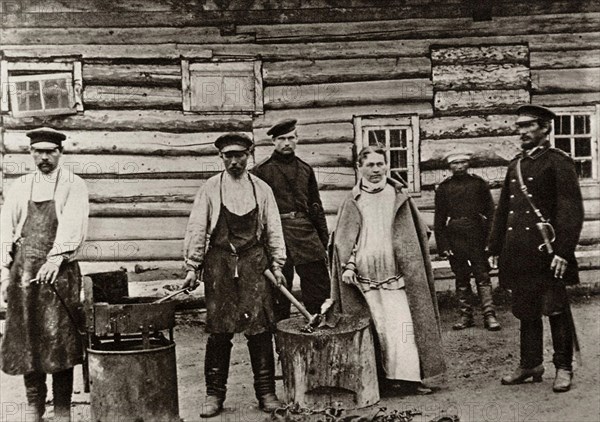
xmin=88 ymin=337 xmax=179 ymax=422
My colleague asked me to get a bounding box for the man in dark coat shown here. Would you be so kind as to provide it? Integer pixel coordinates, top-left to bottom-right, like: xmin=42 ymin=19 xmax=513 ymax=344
xmin=253 ymin=119 xmax=330 ymax=319
xmin=182 ymin=133 xmax=287 ymax=417
xmin=434 ymin=152 xmax=500 ymax=331
xmin=488 ymin=105 xmax=584 ymax=393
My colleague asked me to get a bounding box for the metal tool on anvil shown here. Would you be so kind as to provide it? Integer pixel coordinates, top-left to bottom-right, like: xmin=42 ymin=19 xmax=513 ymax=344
xmin=153 ymin=287 xmax=192 ymax=304
xmin=263 ymin=269 xmax=340 ymax=333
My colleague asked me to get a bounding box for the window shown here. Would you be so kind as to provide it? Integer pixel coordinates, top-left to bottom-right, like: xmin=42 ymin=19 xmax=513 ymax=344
xmin=0 ymin=60 xmax=83 ymax=117
xmin=353 ymin=115 xmax=421 ymax=192
xmin=182 ymin=60 xmax=263 ymax=114
xmin=550 ymin=105 xmax=599 ymax=181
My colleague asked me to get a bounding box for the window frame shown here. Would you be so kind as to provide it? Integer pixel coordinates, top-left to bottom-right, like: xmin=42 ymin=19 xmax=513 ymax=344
xmin=0 ymin=59 xmax=83 ymax=117
xmin=353 ymin=114 xmax=421 ymax=193
xmin=549 ymin=104 xmax=600 ymax=183
xmin=181 ymin=59 xmax=263 ymax=115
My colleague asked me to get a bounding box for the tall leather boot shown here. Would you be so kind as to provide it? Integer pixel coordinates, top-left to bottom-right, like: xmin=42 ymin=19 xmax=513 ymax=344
xmin=24 ymin=372 xmax=47 ymax=422
xmin=453 ymin=286 xmax=474 ymax=330
xmin=550 ymin=312 xmax=574 ymax=393
xmin=200 ymin=334 xmax=233 ymax=418
xmin=53 ymin=368 xmax=74 ymax=422
xmin=478 ymin=285 xmax=501 ymax=331
xmin=248 ymin=332 xmax=283 ymax=413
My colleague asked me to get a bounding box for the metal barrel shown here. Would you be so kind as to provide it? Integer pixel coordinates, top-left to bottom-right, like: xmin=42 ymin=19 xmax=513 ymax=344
xmin=88 ymin=338 xmax=180 ymax=422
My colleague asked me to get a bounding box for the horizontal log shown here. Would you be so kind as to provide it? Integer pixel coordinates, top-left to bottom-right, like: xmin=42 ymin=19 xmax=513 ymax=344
xmin=255 ymin=142 xmax=354 ymax=167
xmin=3 ymin=167 xmax=354 ymax=204
xmin=263 ymin=57 xmax=431 ymax=85
xmin=3 ymin=131 xmax=234 ymax=156
xmin=254 ymin=122 xmax=354 ymax=146
xmin=253 ymin=102 xmax=433 ymax=128
xmin=0 ymin=44 xmax=212 ymax=59
xmin=532 ymin=68 xmax=600 ymax=93
xmin=0 ymin=6 xmax=470 ymax=28
xmin=88 ymin=217 xmax=188 ymax=241
xmin=431 ymin=45 xmax=529 ymax=65
xmin=3 ymin=32 xmax=599 ymax=64
xmin=420 ymin=115 xmax=518 ymax=139
xmin=2 ymin=110 xmax=253 ymax=132
xmin=90 ymin=202 xmax=195 ymax=218
xmin=76 ymin=240 xmax=183 ymax=261
xmin=1 ymin=27 xmax=253 ymax=45
xmin=240 ymin=13 xmax=600 ymax=42
xmin=434 ymin=89 xmax=530 ymax=115
xmin=265 ymin=79 xmax=433 ymax=109
xmin=530 ymin=50 xmax=600 ymax=70
xmin=84 ymin=85 xmax=182 ymax=109
xmin=3 ymin=153 xmax=225 ymax=176
xmin=84 ymin=64 xmax=181 ymax=87
xmin=421 ymin=166 xmax=508 ymax=189
xmin=432 ymin=64 xmax=529 ymax=90
xmin=531 ymin=92 xmax=600 ymax=107
xmin=420 ymin=136 xmax=520 ymax=170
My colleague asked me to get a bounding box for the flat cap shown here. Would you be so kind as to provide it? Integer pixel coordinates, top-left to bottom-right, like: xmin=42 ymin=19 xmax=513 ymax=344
xmin=516 ymin=105 xmax=556 ymax=125
xmin=26 ymin=127 xmax=66 ymax=149
xmin=266 ymin=118 xmax=297 ymax=138
xmin=445 ymin=152 xmax=472 ymax=164
xmin=214 ymin=133 xmax=253 ymax=153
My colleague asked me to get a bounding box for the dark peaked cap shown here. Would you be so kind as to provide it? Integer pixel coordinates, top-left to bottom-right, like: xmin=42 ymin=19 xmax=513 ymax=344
xmin=26 ymin=127 xmax=66 ymax=147
xmin=214 ymin=133 xmax=253 ymax=153
xmin=266 ymin=119 xmax=297 ymax=138
xmin=516 ymin=105 xmax=557 ymax=124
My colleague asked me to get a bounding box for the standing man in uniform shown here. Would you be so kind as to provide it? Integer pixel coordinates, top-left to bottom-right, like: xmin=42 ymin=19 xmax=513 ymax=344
xmin=1 ymin=128 xmax=89 ymax=422
xmin=488 ymin=105 xmax=583 ymax=393
xmin=434 ymin=152 xmax=501 ymax=331
xmin=253 ymin=119 xmax=330 ymax=319
xmin=182 ymin=133 xmax=287 ymax=417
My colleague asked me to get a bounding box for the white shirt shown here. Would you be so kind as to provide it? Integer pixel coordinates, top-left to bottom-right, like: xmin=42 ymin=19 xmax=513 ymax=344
xmin=1 ymin=167 xmax=89 ymax=271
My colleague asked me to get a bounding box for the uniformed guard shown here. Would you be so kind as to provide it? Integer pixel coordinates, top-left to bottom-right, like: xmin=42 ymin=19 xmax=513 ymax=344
xmin=434 ymin=152 xmax=500 ymax=331
xmin=489 ymin=105 xmax=584 ymax=393
xmin=253 ymin=119 xmax=330 ymax=319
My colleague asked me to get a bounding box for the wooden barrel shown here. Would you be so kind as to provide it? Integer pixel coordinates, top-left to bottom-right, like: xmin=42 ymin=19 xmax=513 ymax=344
xmin=275 ymin=314 xmax=379 ymax=411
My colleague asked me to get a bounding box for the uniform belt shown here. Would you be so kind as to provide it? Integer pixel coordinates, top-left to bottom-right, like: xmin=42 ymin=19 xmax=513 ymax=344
xmin=279 ymin=211 xmax=307 ymax=220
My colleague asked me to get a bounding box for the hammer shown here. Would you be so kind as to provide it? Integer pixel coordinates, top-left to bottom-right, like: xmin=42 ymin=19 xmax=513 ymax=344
xmin=263 ymin=269 xmax=319 ymax=332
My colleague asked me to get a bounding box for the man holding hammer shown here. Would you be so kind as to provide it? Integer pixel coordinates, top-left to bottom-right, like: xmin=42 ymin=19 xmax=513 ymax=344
xmin=182 ymin=133 xmax=287 ymax=417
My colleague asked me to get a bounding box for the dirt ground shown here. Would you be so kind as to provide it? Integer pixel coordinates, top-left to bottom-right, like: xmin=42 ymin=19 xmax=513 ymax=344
xmin=1 ymin=296 xmax=599 ymax=422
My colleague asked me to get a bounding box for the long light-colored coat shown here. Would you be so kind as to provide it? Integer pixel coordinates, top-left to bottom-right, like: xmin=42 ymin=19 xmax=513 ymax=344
xmin=330 ymin=179 xmax=446 ymax=382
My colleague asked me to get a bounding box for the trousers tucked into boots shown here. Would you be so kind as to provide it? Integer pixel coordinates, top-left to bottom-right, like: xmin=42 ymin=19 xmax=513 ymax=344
xmin=204 ymin=332 xmax=279 ymax=410
xmin=520 ymin=313 xmax=573 ymax=370
xmin=24 ymin=368 xmax=74 ymax=422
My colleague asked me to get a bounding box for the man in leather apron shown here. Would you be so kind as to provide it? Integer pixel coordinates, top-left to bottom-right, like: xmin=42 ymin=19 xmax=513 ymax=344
xmin=489 ymin=105 xmax=584 ymax=393
xmin=1 ymin=128 xmax=89 ymax=422
xmin=434 ymin=152 xmax=501 ymax=331
xmin=253 ymin=119 xmax=330 ymax=320
xmin=183 ymin=133 xmax=287 ymax=418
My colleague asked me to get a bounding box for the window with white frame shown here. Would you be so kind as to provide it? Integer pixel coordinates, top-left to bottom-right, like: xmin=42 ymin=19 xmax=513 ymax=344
xmin=353 ymin=115 xmax=421 ymax=192
xmin=182 ymin=60 xmax=263 ymax=114
xmin=550 ymin=105 xmax=599 ymax=181
xmin=0 ymin=60 xmax=83 ymax=117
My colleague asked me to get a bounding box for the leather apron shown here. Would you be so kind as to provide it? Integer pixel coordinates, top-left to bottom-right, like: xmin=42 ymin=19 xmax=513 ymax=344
xmin=1 ymin=172 xmax=83 ymax=375
xmin=202 ymin=173 xmax=274 ymax=335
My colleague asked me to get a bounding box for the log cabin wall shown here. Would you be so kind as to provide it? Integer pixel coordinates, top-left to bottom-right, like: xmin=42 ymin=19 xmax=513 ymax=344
xmin=1 ymin=0 xmax=599 ymax=273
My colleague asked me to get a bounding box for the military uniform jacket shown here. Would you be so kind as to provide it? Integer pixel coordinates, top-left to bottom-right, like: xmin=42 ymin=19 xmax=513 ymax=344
xmin=253 ymin=152 xmax=328 ymax=264
xmin=488 ymin=144 xmax=584 ymax=288
xmin=433 ymin=173 xmax=495 ymax=254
